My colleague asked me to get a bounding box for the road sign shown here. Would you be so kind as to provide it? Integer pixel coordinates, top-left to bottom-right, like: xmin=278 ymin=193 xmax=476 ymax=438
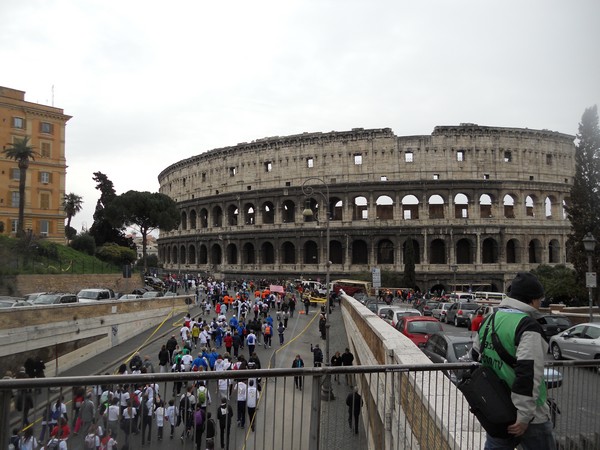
xmin=586 ymin=272 xmax=597 ymax=288
xmin=372 ymin=267 xmax=381 ymax=288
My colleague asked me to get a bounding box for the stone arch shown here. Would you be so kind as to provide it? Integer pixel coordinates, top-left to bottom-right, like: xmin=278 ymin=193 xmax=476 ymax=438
xmin=261 ymin=242 xmax=275 ymax=264
xmin=402 ymin=195 xmax=419 ymax=220
xmin=171 ymin=246 xmax=178 ymax=264
xmin=331 ymin=197 xmax=343 ymax=221
xmin=430 ymin=238 xmax=446 ymax=264
xmin=549 ymin=239 xmax=560 ymax=263
xmin=503 ymin=194 xmax=516 ymax=219
xmin=211 ymin=244 xmax=222 ymax=264
xmin=456 ymin=238 xmax=472 ymax=264
xmin=528 ymin=239 xmax=542 ymax=263
xmin=227 ymin=204 xmax=238 ymax=226
xmin=180 ymin=245 xmax=187 ymax=264
xmin=281 ymin=241 xmax=296 ymax=264
xmin=352 ymin=239 xmax=368 ymax=264
xmin=304 ymin=240 xmax=319 ymax=264
xmin=479 ymin=194 xmax=493 ymax=218
xmin=262 ymin=201 xmax=275 ymax=225
xmin=545 ymin=195 xmax=558 ymax=219
xmin=376 ymin=195 xmax=394 ymax=220
xmin=506 ymin=239 xmax=520 ymax=264
xmin=212 ymin=206 xmax=223 ymax=227
xmin=352 ymin=196 xmax=368 ymax=220
xmin=244 ymin=203 xmax=256 ymax=225
xmin=188 ymin=245 xmax=196 ymax=264
xmin=282 ymin=200 xmax=295 ymax=223
xmin=330 ymin=240 xmax=344 ymax=264
xmin=200 ymin=208 xmax=209 ymax=228
xmin=482 ymin=237 xmax=499 ymax=263
xmin=428 ymin=194 xmax=445 ymax=219
xmin=189 ymin=210 xmax=197 ymax=229
xmin=454 ymin=193 xmax=469 ymax=219
xmin=226 ymin=243 xmax=238 ymax=264
xmin=377 ymin=238 xmax=394 ymax=264
xmin=243 ymin=243 xmax=256 ymax=264
xmin=181 ymin=211 xmax=188 ymax=230
xmin=525 ymin=195 xmax=536 ymax=217
xmin=199 ymin=245 xmax=208 ymax=264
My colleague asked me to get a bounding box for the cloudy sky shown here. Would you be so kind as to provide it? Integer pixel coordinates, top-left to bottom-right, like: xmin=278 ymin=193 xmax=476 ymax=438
xmin=2 ymin=0 xmax=599 ymax=232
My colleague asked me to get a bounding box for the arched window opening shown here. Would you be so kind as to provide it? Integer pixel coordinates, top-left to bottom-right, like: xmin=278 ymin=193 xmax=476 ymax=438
xmin=226 ymin=244 xmax=237 ymax=264
xmin=456 ymin=238 xmax=472 ymax=264
xmin=352 ymin=196 xmax=368 ymax=220
xmin=454 ymin=193 xmax=469 ymax=219
xmin=227 ymin=205 xmax=238 ymax=226
xmin=304 ymin=240 xmax=319 ymax=264
xmin=262 ymin=202 xmax=275 ymax=224
xmin=377 ymin=239 xmax=394 ymax=264
xmin=482 ymin=238 xmax=498 ymax=263
xmin=282 ymin=242 xmax=296 ymax=264
xmin=282 ymin=200 xmax=295 ymax=224
xmin=376 ymin=195 xmax=394 ymax=220
xmin=402 ymin=195 xmax=419 ymax=220
xmin=352 ymin=240 xmax=368 ymax=264
xmin=428 ymin=195 xmax=444 ymax=219
xmin=430 ymin=239 xmax=446 ymax=264
xmin=479 ymin=194 xmax=492 ymax=218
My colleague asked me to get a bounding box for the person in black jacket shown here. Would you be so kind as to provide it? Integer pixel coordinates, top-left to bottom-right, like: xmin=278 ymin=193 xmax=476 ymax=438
xmin=166 ymin=335 xmax=178 ymax=364
xmin=292 ymin=354 xmax=305 ymax=389
xmin=158 ymin=345 xmax=170 ymax=373
xmin=345 ymin=387 xmax=363 ymax=434
xmin=217 ymin=398 xmax=234 ymax=450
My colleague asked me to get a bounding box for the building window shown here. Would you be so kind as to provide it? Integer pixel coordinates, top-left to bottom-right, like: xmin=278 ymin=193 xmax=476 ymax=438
xmin=229 ymin=167 xmax=237 ymax=177
xmin=546 ymin=154 xmax=553 ymax=165
xmin=483 ymin=173 xmax=490 ymax=180
xmin=182 ymin=178 xmax=186 ymax=187
xmin=40 ymin=220 xmax=49 ymax=236
xmin=380 ymin=176 xmax=388 ymax=181
xmin=40 ymin=172 xmax=51 ymax=184
xmin=12 ymin=117 xmax=24 ymax=129
xmin=11 ymin=168 xmax=20 ymax=180
xmin=405 ymin=152 xmax=413 ymax=163
xmin=457 ymin=150 xmax=465 ymax=162
xmin=40 ymin=122 xmax=54 ymax=134
xmin=504 ymin=151 xmax=512 ymax=162
xmin=40 ymin=193 xmax=50 ymax=209
xmin=265 ymin=161 xmax=272 ymax=172
xmin=354 ymin=154 xmax=363 ymax=165
xmin=201 ymin=173 xmax=206 ymax=182
xmin=40 ymin=142 xmax=51 ymax=157
xmin=433 ymin=173 xmax=440 ymax=180
xmin=307 ymin=157 xmax=314 ymax=168
xmin=11 ymin=219 xmax=18 ymax=233
xmin=11 ymin=192 xmax=20 ymax=207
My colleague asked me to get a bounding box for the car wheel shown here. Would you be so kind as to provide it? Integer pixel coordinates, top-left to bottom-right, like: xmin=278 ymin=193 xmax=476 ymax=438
xmin=454 ymin=316 xmax=459 ymax=327
xmin=551 ymin=343 xmax=562 ymax=360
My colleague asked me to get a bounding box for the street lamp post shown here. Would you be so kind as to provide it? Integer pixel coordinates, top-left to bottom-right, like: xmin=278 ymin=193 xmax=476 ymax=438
xmin=302 ymin=177 xmax=334 ymax=401
xmin=583 ymin=232 xmax=596 ymax=323
xmin=451 ymin=264 xmax=458 ymax=293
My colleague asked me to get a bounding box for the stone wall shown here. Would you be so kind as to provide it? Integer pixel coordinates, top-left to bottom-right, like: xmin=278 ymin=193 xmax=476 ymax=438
xmin=6 ymin=273 xmax=145 ymax=297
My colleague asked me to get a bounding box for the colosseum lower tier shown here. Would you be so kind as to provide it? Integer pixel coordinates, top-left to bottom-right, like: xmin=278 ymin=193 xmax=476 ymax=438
xmin=157 ymin=123 xmax=575 ymax=293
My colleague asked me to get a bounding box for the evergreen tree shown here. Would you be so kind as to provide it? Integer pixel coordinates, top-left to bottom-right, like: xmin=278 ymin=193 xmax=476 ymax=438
xmin=88 ymin=172 xmax=132 ymax=248
xmin=566 ymin=106 xmax=600 ymax=302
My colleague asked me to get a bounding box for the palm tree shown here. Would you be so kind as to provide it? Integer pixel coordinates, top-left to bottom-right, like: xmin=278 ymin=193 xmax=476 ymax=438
xmin=63 ymin=193 xmax=84 ymax=234
xmin=3 ymin=136 xmax=36 ymax=237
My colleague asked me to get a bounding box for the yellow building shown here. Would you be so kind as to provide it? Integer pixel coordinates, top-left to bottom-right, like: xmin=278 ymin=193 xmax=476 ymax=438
xmin=0 ymin=86 xmax=72 ymax=242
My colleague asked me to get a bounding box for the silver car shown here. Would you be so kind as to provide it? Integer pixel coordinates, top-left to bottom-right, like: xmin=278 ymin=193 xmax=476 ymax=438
xmin=549 ymin=323 xmax=600 ymax=361
xmin=431 ymin=302 xmax=453 ymax=322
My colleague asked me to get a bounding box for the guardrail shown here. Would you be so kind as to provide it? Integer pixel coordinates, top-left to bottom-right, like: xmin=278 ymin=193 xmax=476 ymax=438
xmin=1 ymin=360 xmax=598 ymax=449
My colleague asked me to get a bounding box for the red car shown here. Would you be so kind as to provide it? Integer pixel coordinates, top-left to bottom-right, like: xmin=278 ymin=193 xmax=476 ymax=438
xmin=395 ymin=316 xmax=443 ymax=347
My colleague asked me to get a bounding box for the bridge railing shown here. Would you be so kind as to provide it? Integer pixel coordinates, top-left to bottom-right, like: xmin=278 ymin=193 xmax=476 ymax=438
xmin=1 ymin=360 xmax=598 ymax=450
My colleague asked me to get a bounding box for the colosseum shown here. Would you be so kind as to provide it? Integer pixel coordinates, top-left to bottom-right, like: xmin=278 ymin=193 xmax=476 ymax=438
xmin=157 ymin=123 xmax=575 ymax=293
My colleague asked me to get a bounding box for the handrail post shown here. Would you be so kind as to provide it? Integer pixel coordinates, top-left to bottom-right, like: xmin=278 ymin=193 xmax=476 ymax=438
xmin=0 ymin=390 xmax=11 ymax=448
xmin=309 ymin=373 xmax=322 ymax=450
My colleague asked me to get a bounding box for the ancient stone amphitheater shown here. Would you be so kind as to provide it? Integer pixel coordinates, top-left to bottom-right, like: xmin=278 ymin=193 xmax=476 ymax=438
xmin=157 ymin=123 xmax=575 ymax=293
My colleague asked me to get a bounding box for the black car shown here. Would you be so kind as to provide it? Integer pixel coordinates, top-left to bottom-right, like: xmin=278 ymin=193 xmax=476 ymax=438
xmin=537 ymin=314 xmax=573 ymax=340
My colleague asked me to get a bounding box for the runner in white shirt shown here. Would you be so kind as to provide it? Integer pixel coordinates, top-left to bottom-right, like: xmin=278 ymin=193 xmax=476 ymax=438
xmin=246 ymin=379 xmax=259 ymax=431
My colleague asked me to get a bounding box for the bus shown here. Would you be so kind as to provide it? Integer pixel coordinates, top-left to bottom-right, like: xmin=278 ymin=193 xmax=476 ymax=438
xmin=331 ymin=279 xmax=373 ymax=296
xmin=474 ymin=291 xmax=506 ymax=303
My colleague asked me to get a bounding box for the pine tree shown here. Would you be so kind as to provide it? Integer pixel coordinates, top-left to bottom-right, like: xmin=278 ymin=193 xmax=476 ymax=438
xmin=402 ymin=237 xmax=417 ymax=289
xmin=566 ymin=105 xmax=600 ymax=302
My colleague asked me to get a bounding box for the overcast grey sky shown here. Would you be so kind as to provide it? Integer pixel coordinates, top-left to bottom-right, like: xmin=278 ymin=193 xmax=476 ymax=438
xmin=2 ymin=0 xmax=599 ymax=232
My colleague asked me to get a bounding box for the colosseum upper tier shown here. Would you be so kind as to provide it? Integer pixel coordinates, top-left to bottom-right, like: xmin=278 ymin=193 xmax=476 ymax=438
xmin=158 ymin=123 xmax=575 ymax=293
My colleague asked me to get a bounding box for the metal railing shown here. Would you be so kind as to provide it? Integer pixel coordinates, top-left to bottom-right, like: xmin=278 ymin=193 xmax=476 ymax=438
xmin=1 ymin=361 xmax=599 ymax=449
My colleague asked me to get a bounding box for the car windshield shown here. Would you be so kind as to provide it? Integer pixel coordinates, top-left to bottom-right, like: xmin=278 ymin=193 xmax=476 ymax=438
xmin=453 ymin=342 xmax=472 ymax=359
xmin=78 ymin=291 xmax=98 ymax=299
xmin=407 ymin=321 xmax=442 ymax=334
xmin=33 ymin=294 xmax=60 ymax=304
xmin=0 ymin=301 xmax=15 ymax=308
xmin=545 ymin=317 xmax=571 ymax=327
xmin=460 ymin=304 xmax=479 ymax=310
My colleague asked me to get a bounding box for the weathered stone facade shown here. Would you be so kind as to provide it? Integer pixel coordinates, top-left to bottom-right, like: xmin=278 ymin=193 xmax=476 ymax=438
xmin=157 ymin=124 xmax=575 ymax=292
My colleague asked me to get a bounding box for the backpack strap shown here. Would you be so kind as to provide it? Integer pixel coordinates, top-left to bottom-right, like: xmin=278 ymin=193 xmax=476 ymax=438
xmin=490 ymin=312 xmax=518 ymax=367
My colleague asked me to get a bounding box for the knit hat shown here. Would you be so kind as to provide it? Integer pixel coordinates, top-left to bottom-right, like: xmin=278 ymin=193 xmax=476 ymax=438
xmin=507 ymin=272 xmax=544 ymax=304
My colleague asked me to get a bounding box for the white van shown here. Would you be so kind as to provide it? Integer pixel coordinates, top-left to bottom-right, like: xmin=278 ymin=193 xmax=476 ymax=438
xmin=474 ymin=291 xmax=506 ymax=302
xmin=448 ymin=292 xmax=476 ymax=302
xmin=77 ymin=288 xmax=116 ymax=303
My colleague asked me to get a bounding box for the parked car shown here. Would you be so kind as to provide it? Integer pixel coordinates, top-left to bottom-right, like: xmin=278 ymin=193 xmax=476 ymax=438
xmin=0 ymin=298 xmax=33 ymax=308
xmin=142 ymin=290 xmax=163 ymax=299
xmin=431 ymin=302 xmax=453 ymax=322
xmin=422 ymin=332 xmax=474 ymax=383
xmin=77 ymin=288 xmax=116 ymax=303
xmin=537 ymin=314 xmax=573 ymax=340
xmin=465 ymin=305 xmax=499 ymax=329
xmin=383 ymin=307 xmax=422 ymax=327
xmin=365 ymin=301 xmax=391 ymax=315
xmin=23 ymin=292 xmax=49 ymax=302
xmin=549 ymin=323 xmax=600 ymax=361
xmin=119 ymin=293 xmax=142 ymax=300
xmin=420 ymin=301 xmax=440 ymax=316
xmin=144 ymin=276 xmax=166 ymax=290
xmin=446 ymin=302 xmax=480 ymax=327
xmin=395 ymin=316 xmax=443 ymax=347
xmin=31 ymin=293 xmax=78 ymax=305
